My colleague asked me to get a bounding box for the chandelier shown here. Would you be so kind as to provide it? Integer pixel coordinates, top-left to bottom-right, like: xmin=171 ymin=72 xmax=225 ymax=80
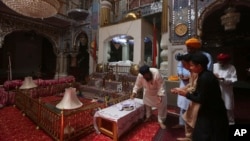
xmin=220 ymin=7 xmax=240 ymax=31
xmin=67 ymin=9 xmax=89 ymax=21
xmin=2 ymin=0 xmax=61 ymax=19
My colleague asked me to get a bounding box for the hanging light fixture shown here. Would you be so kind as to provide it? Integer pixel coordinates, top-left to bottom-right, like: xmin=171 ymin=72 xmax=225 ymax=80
xmin=2 ymin=0 xmax=61 ymax=19
xmin=220 ymin=7 xmax=240 ymax=31
xmin=67 ymin=0 xmax=89 ymax=21
xmin=67 ymin=9 xmax=89 ymax=21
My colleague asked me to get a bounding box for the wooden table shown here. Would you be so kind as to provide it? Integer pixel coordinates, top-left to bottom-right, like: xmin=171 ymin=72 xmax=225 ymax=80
xmin=94 ymin=98 xmax=145 ymax=141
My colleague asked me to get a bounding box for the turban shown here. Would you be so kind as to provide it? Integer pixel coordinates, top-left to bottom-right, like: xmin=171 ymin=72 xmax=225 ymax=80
xmin=185 ymin=37 xmax=201 ymax=48
xmin=217 ymin=53 xmax=231 ymax=62
xmin=139 ymin=65 xmax=150 ymax=75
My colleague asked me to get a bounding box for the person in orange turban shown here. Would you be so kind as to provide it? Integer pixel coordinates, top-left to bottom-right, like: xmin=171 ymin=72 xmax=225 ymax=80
xmin=173 ymin=37 xmax=213 ymax=139
xmin=185 ymin=37 xmax=201 ymax=48
xmin=184 ymin=37 xmax=213 ymax=70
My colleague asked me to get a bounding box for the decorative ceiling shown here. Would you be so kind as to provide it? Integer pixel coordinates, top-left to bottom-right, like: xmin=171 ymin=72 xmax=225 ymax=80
xmin=0 ymin=1 xmax=72 ymax=28
xmin=1 ymin=0 xmax=250 ymax=46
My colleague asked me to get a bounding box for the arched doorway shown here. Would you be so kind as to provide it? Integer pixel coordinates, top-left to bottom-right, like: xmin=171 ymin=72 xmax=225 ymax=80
xmin=69 ymin=32 xmax=89 ymax=83
xmin=104 ymin=35 xmax=156 ymax=67
xmin=99 ymin=19 xmax=153 ymax=65
xmin=103 ymin=35 xmax=157 ymax=67
xmin=107 ymin=35 xmax=134 ymax=62
xmin=0 ymin=30 xmax=56 ymax=83
xmin=144 ymin=37 xmax=153 ymax=66
xmin=200 ymin=2 xmax=250 ymax=82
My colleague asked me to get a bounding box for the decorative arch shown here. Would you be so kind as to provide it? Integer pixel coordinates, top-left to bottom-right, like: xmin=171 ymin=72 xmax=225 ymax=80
xmin=0 ymin=30 xmax=58 ymax=79
xmin=198 ymin=0 xmax=250 ymax=34
xmin=98 ymin=19 xmax=153 ymax=64
xmin=73 ymin=31 xmax=89 ymax=48
xmin=103 ymin=34 xmax=135 ymax=62
xmin=0 ymin=13 xmax=62 ymax=54
xmin=69 ymin=31 xmax=90 ymax=82
xmin=198 ymin=0 xmax=226 ymax=33
xmin=197 ymin=0 xmax=250 ymax=81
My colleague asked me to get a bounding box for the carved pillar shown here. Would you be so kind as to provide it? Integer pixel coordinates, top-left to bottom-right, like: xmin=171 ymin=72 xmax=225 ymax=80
xmin=54 ymin=52 xmax=62 ymax=79
xmin=62 ymin=53 xmax=68 ymax=76
xmin=122 ymin=42 xmax=129 ymax=61
xmin=107 ymin=44 xmax=111 ymax=61
xmin=161 ymin=0 xmax=168 ymax=33
xmin=159 ymin=0 xmax=169 ymax=78
xmin=54 ymin=51 xmax=68 ymax=78
xmin=160 ymin=33 xmax=169 ymax=78
xmin=103 ymin=41 xmax=110 ymax=63
xmin=100 ymin=0 xmax=112 ymax=26
xmin=69 ymin=52 xmax=78 ymax=67
xmin=0 ymin=28 xmax=4 ymax=47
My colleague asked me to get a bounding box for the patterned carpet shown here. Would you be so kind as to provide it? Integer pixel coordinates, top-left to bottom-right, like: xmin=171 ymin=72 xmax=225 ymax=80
xmin=0 ymin=106 xmax=53 ymax=141
xmin=0 ymin=105 xmax=183 ymax=141
xmin=153 ymin=115 xmax=185 ymax=141
xmin=1 ymin=88 xmax=249 ymax=141
xmin=1 ymin=100 xmax=248 ymax=141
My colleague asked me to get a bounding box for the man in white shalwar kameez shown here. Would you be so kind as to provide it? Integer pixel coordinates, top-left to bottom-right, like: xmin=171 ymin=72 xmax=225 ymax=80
xmin=213 ymin=53 xmax=237 ymax=125
xmin=130 ymin=65 xmax=167 ymax=129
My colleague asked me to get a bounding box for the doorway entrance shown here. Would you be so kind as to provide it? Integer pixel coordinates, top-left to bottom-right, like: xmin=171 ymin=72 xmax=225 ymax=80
xmin=0 ymin=30 xmax=56 ymax=83
xmin=201 ymin=3 xmax=250 ymax=82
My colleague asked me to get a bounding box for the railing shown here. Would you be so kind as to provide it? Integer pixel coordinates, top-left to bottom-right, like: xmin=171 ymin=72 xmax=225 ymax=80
xmin=15 ymin=89 xmax=105 ymax=141
xmin=14 ymin=82 xmax=132 ymax=141
xmin=110 ymin=64 xmax=131 ymax=74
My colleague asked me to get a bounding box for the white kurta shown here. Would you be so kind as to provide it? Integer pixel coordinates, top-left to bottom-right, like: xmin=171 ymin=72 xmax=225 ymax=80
xmin=132 ymin=68 xmax=167 ymax=116
xmin=213 ymin=63 xmax=237 ymax=110
xmin=177 ymin=61 xmax=190 ymax=110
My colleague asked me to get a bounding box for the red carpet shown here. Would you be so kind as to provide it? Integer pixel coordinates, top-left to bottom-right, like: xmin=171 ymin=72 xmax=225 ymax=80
xmin=1 ymin=98 xmax=249 ymax=141
xmin=153 ymin=115 xmax=185 ymax=141
xmin=0 ymin=106 xmax=53 ymax=141
xmin=82 ymin=118 xmax=160 ymax=141
xmin=1 ymin=86 xmax=250 ymax=141
xmin=0 ymin=106 xmax=184 ymax=141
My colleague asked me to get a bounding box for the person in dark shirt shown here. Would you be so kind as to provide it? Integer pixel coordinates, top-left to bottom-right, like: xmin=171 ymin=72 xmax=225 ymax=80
xmin=171 ymin=52 xmax=229 ymax=141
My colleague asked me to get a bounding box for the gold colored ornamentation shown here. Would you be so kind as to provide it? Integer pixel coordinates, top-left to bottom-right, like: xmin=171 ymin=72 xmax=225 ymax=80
xmin=96 ymin=64 xmax=104 ymax=72
xmin=174 ymin=23 xmax=188 ymax=36
xmin=130 ymin=64 xmax=139 ymax=76
xmin=2 ymin=0 xmax=60 ymax=19
xmin=220 ymin=7 xmax=240 ymax=31
xmin=121 ymin=12 xmax=139 ymax=22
